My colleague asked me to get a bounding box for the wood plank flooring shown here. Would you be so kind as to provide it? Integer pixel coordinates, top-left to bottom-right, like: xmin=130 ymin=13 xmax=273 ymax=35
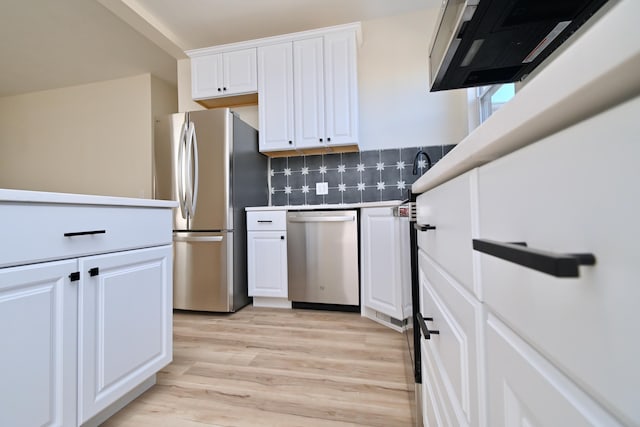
xmin=103 ymin=306 xmax=416 ymax=427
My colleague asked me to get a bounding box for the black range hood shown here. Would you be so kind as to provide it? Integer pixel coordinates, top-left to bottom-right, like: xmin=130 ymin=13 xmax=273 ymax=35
xmin=429 ymin=0 xmax=610 ymax=92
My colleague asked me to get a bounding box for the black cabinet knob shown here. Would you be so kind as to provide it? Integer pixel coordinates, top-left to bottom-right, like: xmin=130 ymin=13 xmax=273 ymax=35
xmin=319 ymin=138 xmax=323 ymax=142
xmin=223 ymin=87 xmax=227 ymax=91
xmin=289 ymin=140 xmax=292 ymax=145
xmin=217 ymin=88 xmax=221 ymax=92
xmin=327 ymin=137 xmax=331 ymax=142
xmin=281 ymin=235 xmax=285 ymax=240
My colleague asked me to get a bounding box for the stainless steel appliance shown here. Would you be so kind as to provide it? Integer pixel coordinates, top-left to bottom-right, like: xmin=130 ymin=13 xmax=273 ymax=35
xmin=287 ymin=210 xmax=359 ymax=308
xmin=154 ymin=108 xmax=268 ymax=312
xmin=429 ymin=0 xmax=609 ymax=91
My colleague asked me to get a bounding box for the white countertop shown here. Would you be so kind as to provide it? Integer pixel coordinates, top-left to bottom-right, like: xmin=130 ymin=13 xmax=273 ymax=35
xmin=0 ymin=188 xmax=178 ymax=208
xmin=246 ymin=200 xmax=404 ymax=211
xmin=412 ymin=0 xmax=640 ymax=194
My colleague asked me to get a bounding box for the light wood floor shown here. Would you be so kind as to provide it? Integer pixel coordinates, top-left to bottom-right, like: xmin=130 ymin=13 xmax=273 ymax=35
xmin=103 ymin=306 xmax=416 ymax=427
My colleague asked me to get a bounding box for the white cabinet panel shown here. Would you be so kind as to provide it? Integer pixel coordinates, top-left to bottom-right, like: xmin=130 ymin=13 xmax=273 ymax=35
xmin=78 ymin=245 xmax=172 ymax=424
xmin=247 ymin=210 xmax=288 ymax=299
xmin=223 ymin=48 xmax=258 ymax=95
xmin=486 ymin=314 xmax=623 ymax=427
xmin=258 ymin=43 xmax=295 ymax=152
xmin=416 ymin=169 xmax=478 ymax=297
xmin=192 ymin=49 xmax=257 ymax=100
xmin=361 ymin=207 xmax=406 ymax=320
xmin=419 ymin=249 xmax=485 ymax=427
xmin=324 ymin=31 xmax=358 ymax=146
xmin=0 ymin=260 xmax=77 ymax=427
xmin=247 ymin=210 xmax=288 ymax=231
xmin=247 ymin=231 xmax=288 ymax=298
xmin=191 ymin=54 xmax=223 ymax=99
xmin=0 ymin=204 xmax=172 ymax=269
xmin=477 ymin=96 xmax=640 ymax=426
xmin=294 ymin=37 xmax=325 ymax=149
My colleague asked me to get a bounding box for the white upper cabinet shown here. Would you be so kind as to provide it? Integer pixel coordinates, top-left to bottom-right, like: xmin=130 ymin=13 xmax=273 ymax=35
xmin=257 ymin=43 xmax=295 ymax=152
xmin=323 ymin=31 xmax=359 ymax=147
xmin=293 ymin=31 xmax=359 ymax=151
xmin=194 ymin=23 xmax=360 ymax=154
xmin=191 ymin=48 xmax=257 ymax=100
xmin=293 ymin=37 xmax=326 ymax=149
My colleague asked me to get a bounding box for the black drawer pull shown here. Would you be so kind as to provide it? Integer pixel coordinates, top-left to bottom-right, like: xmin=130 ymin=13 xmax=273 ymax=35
xmin=88 ymin=267 xmax=100 ymax=277
xmin=64 ymin=230 xmax=106 ymax=237
xmin=414 ymin=224 xmax=436 ymax=231
xmin=257 ymin=220 xmax=273 ymax=223
xmin=416 ymin=314 xmax=439 ymax=340
xmin=472 ymin=239 xmax=596 ymax=278
xmin=69 ymin=272 xmax=80 ymax=282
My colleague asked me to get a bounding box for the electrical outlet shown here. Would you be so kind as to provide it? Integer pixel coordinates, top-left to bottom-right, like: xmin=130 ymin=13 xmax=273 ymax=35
xmin=316 ymin=182 xmax=328 ymax=195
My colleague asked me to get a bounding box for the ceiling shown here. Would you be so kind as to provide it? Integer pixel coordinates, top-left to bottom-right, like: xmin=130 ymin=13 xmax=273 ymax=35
xmin=0 ymin=0 xmax=437 ymax=97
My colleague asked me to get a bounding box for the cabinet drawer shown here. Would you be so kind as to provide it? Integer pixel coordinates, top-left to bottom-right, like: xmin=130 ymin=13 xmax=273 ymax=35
xmin=0 ymin=204 xmax=172 ymax=268
xmin=476 ymin=97 xmax=640 ymax=426
xmin=416 ymin=169 xmax=478 ymax=296
xmin=418 ymin=249 xmax=485 ymax=427
xmin=421 ymin=339 xmax=456 ymax=427
xmin=485 ymin=314 xmax=623 ymax=427
xmin=246 ymin=210 xmax=286 ymax=230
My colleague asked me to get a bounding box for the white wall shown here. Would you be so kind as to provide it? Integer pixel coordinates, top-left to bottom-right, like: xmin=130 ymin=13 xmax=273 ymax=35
xmin=0 ymin=74 xmax=177 ymax=198
xmin=357 ymin=9 xmax=468 ymax=150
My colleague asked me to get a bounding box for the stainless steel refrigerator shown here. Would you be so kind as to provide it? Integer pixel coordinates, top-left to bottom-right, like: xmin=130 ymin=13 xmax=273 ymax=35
xmin=153 ymin=108 xmax=268 ymax=312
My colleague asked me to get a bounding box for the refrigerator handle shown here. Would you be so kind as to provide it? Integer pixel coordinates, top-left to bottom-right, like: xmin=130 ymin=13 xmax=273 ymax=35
xmin=185 ymin=121 xmax=195 ymax=218
xmin=190 ymin=121 xmax=199 ymax=218
xmin=177 ymin=120 xmax=188 ymax=220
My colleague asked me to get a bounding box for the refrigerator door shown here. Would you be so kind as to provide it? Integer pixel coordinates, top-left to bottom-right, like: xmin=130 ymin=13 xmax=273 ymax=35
xmin=154 ymin=113 xmax=189 ymax=230
xmin=188 ymin=109 xmax=232 ymax=231
xmin=173 ymin=231 xmax=233 ymax=311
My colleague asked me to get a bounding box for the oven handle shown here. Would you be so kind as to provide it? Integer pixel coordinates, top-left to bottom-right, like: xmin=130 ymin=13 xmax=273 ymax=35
xmin=416 ymin=313 xmax=439 ymax=340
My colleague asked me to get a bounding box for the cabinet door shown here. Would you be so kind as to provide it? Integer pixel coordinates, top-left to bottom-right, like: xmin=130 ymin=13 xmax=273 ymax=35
xmin=258 ymin=43 xmax=295 ymax=152
xmin=0 ymin=260 xmax=77 ymax=427
xmin=191 ymin=53 xmax=223 ymax=99
xmin=223 ymin=48 xmax=257 ymax=95
xmin=476 ymin=96 xmax=640 ymax=425
xmin=361 ymin=207 xmax=404 ymax=320
xmin=294 ymin=37 xmax=326 ymax=149
xmin=485 ymin=314 xmax=623 ymax=427
xmin=78 ymin=245 xmax=172 ymax=424
xmin=324 ymin=31 xmax=358 ymax=146
xmin=247 ymin=231 xmax=288 ymax=298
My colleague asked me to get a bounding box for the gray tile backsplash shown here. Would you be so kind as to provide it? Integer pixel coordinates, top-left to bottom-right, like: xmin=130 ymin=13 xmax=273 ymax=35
xmin=269 ymin=145 xmax=455 ymax=206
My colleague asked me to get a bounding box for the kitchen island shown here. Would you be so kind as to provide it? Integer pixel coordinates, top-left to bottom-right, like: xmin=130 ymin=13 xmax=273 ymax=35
xmin=410 ymin=1 xmax=640 ymax=426
xmin=0 ymin=189 xmax=177 ymax=427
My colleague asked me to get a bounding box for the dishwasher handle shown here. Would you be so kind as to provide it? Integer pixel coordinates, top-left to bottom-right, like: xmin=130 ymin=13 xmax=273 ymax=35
xmin=288 ymin=215 xmax=354 ymax=223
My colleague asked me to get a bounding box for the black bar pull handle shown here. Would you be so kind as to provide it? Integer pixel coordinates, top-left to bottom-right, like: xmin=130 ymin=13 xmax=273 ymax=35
xmin=88 ymin=267 xmax=100 ymax=277
xmin=69 ymin=272 xmax=80 ymax=282
xmin=64 ymin=230 xmax=106 ymax=237
xmin=257 ymin=220 xmax=273 ymax=223
xmin=414 ymin=224 xmax=436 ymax=231
xmin=472 ymin=239 xmax=596 ymax=278
xmin=416 ymin=313 xmax=439 ymax=340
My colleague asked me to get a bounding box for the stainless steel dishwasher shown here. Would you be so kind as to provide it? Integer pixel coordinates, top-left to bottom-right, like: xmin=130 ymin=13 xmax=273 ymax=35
xmin=287 ymin=210 xmax=359 ymax=308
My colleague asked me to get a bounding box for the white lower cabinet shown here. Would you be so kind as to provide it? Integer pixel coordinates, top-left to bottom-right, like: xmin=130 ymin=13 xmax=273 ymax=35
xmin=0 ymin=260 xmax=78 ymax=427
xmin=417 ymin=96 xmax=640 ymax=427
xmin=78 ymin=246 xmax=172 ymax=424
xmin=360 ymin=206 xmax=411 ymax=330
xmin=0 ymin=195 xmax=174 ymax=427
xmin=247 ymin=230 xmax=288 ymax=298
xmin=246 ymin=210 xmax=288 ymax=304
xmin=418 ymin=249 xmax=485 ymax=427
xmin=485 ymin=314 xmax=622 ymax=427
